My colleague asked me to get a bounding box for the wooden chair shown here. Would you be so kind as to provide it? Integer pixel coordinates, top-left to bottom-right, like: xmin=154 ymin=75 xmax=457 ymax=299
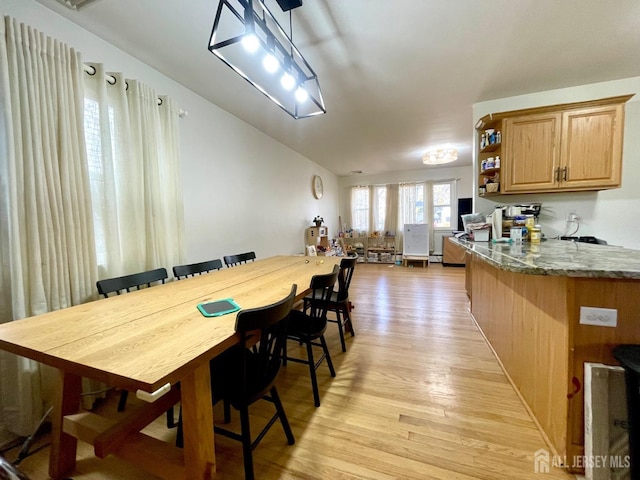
xmin=176 ymin=285 xmax=297 ymax=480
xmin=304 ymin=255 xmax=357 ymax=352
xmin=96 ymin=267 xmax=168 ymax=297
xmin=283 ymin=265 xmax=339 ymax=407
xmin=223 ymin=252 xmax=256 ymax=268
xmin=96 ymin=268 xmax=175 ymax=427
xmin=172 ymin=259 xmax=222 ymax=279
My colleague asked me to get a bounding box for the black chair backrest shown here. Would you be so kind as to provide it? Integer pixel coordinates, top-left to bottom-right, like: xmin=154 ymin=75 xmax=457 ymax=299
xmin=96 ymin=268 xmax=168 ymax=298
xmin=235 ymin=284 xmax=297 ymax=398
xmin=224 ymin=252 xmax=256 ymax=268
xmin=336 ymin=256 xmax=357 ymax=302
xmin=306 ymin=265 xmax=340 ymax=323
xmin=173 ymin=259 xmax=223 ymax=279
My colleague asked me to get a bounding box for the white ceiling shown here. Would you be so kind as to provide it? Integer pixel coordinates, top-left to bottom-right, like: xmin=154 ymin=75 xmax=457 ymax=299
xmin=36 ymin=0 xmax=640 ymax=176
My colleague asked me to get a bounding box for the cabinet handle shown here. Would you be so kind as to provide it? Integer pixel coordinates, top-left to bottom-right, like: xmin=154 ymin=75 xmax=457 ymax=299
xmin=554 ymin=167 xmax=560 ymax=183
xmin=562 ymin=166 xmax=568 ymax=181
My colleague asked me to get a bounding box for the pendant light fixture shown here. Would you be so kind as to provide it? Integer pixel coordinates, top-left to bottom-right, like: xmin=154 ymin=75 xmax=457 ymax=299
xmin=209 ymin=0 xmax=326 ymax=119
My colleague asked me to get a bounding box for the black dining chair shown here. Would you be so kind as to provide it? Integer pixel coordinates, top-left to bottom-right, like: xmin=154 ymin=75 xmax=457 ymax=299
xmin=96 ymin=267 xmax=175 ymax=427
xmin=304 ymin=255 xmax=357 ymax=352
xmin=96 ymin=267 xmax=168 ymax=297
xmin=173 ymin=259 xmax=223 ymax=279
xmin=283 ymin=265 xmax=339 ymax=407
xmin=224 ymin=252 xmax=256 ymax=268
xmin=176 ymin=285 xmax=297 ymax=480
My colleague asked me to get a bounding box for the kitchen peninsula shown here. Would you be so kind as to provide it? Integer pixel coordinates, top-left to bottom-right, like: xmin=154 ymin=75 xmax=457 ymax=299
xmin=454 ymin=238 xmax=640 ymax=472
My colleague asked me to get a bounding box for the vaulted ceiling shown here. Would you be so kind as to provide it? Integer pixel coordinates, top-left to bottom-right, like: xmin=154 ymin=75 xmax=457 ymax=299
xmin=36 ymin=0 xmax=640 ymax=176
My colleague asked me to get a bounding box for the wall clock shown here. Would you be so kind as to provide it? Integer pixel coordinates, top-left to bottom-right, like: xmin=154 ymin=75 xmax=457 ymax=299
xmin=312 ymin=175 xmax=323 ymax=199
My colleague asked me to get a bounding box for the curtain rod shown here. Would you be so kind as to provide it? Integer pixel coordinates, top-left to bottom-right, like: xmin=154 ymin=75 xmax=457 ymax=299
xmin=82 ymin=64 xmax=188 ymax=118
xmin=353 ymin=178 xmax=460 ymax=188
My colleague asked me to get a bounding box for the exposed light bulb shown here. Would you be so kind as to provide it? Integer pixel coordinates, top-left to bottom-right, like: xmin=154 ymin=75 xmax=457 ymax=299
xmin=241 ymin=33 xmax=259 ymax=53
xmin=295 ymin=86 xmax=308 ymax=103
xmin=280 ymin=71 xmax=295 ymax=91
xmin=262 ymin=53 xmax=279 ymax=73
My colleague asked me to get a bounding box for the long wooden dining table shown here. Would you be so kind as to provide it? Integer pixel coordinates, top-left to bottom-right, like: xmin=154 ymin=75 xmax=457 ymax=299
xmin=0 ymin=255 xmax=341 ymax=480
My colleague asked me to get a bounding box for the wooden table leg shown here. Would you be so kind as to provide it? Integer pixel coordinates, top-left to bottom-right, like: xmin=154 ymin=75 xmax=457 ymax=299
xmin=181 ymin=363 xmax=215 ymax=479
xmin=49 ymin=370 xmax=81 ymax=479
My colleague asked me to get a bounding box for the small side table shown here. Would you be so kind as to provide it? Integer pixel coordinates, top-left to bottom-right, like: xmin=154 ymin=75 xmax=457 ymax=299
xmin=402 ymin=255 xmax=429 ymax=268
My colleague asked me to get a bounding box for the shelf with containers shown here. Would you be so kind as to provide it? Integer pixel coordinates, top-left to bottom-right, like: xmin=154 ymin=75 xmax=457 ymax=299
xmin=366 ymin=235 xmax=396 ymax=263
xmin=476 ymin=117 xmax=503 ymax=196
xmin=340 ymin=236 xmax=367 ymax=262
xmin=305 ymin=226 xmax=333 ymax=255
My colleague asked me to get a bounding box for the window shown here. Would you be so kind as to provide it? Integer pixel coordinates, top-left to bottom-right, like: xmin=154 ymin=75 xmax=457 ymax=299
xmin=398 ymin=183 xmax=425 ymax=225
xmin=432 ymin=181 xmax=454 ymax=229
xmin=350 ymin=185 xmax=387 ymax=235
xmin=84 ymin=97 xmax=115 ymax=267
xmin=351 ymin=186 xmax=369 ymax=233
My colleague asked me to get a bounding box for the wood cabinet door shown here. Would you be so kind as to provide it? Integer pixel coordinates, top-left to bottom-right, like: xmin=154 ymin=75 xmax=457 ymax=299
xmin=503 ymin=113 xmax=561 ymax=192
xmin=559 ymin=104 xmax=624 ymax=190
xmin=442 ymin=237 xmax=466 ymax=265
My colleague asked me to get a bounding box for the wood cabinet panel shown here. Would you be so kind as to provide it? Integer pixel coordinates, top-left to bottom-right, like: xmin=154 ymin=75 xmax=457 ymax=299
xmin=561 ymin=104 xmax=624 ymax=189
xmin=567 ymin=277 xmax=640 ymax=454
xmin=503 ymin=113 xmax=561 ymax=192
xmin=469 ymin=254 xmax=640 ymax=473
xmin=442 ymin=237 xmax=466 ymax=266
xmin=470 ymin=257 xmax=569 ymax=459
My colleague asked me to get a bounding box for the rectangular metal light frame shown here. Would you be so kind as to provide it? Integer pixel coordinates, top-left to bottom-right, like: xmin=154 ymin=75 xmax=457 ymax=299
xmin=209 ymin=0 xmax=326 ymax=119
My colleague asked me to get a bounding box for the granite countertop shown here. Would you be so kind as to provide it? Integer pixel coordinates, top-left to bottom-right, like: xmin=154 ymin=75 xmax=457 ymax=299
xmin=452 ymin=238 xmax=640 ymax=279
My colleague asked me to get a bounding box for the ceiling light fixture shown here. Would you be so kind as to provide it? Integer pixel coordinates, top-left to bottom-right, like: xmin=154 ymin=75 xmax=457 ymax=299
xmin=422 ymin=148 xmax=458 ymax=165
xmin=53 ymin=0 xmax=101 ymax=9
xmin=209 ymin=0 xmax=326 ymax=119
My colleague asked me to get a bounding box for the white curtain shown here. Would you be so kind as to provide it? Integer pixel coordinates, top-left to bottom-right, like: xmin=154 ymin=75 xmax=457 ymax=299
xmin=83 ymin=64 xmax=185 ymax=279
xmin=0 ymin=17 xmax=97 ymax=435
xmin=384 ymin=183 xmax=399 ymax=249
xmin=370 ymin=185 xmax=386 ymax=234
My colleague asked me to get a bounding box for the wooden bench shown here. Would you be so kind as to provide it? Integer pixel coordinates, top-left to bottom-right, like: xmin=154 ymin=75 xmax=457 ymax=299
xmin=402 ymin=256 xmax=429 ymax=268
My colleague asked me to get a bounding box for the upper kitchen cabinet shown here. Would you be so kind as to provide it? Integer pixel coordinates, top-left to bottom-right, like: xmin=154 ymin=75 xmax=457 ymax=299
xmin=503 ymin=112 xmax=561 ymax=192
xmin=559 ymin=103 xmax=625 ymax=190
xmin=477 ymin=95 xmax=633 ymax=195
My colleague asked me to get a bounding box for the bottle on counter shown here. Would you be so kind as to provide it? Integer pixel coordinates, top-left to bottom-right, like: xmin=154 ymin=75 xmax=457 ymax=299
xmin=530 ymin=225 xmax=542 ymax=243
xmin=525 ymin=215 xmax=535 ymax=228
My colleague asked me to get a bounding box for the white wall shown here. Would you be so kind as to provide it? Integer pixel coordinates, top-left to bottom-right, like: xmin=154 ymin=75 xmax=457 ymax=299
xmin=3 ymin=0 xmax=339 ymax=263
xmin=337 ymin=165 xmax=474 ymax=256
xmin=473 ymin=77 xmax=640 ymax=250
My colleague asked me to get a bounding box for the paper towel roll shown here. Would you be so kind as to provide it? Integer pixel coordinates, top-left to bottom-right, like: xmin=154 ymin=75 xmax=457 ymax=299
xmin=492 ymin=207 xmax=502 ymax=239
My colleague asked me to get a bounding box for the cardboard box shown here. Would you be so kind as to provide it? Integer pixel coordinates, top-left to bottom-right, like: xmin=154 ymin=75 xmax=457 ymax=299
xmin=584 ymin=362 xmax=630 ymax=480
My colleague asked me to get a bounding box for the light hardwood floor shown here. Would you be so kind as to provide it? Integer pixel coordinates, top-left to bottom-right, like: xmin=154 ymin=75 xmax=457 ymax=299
xmin=12 ymin=263 xmax=574 ymax=479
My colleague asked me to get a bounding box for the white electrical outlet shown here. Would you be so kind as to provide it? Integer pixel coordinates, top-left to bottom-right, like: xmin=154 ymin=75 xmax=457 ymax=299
xmin=568 ymin=211 xmax=581 ymax=223
xmin=579 ymin=306 xmax=617 ymax=327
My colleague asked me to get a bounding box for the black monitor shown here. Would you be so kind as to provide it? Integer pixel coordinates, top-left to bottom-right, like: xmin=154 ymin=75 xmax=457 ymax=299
xmin=457 ymin=197 xmax=472 ymax=231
